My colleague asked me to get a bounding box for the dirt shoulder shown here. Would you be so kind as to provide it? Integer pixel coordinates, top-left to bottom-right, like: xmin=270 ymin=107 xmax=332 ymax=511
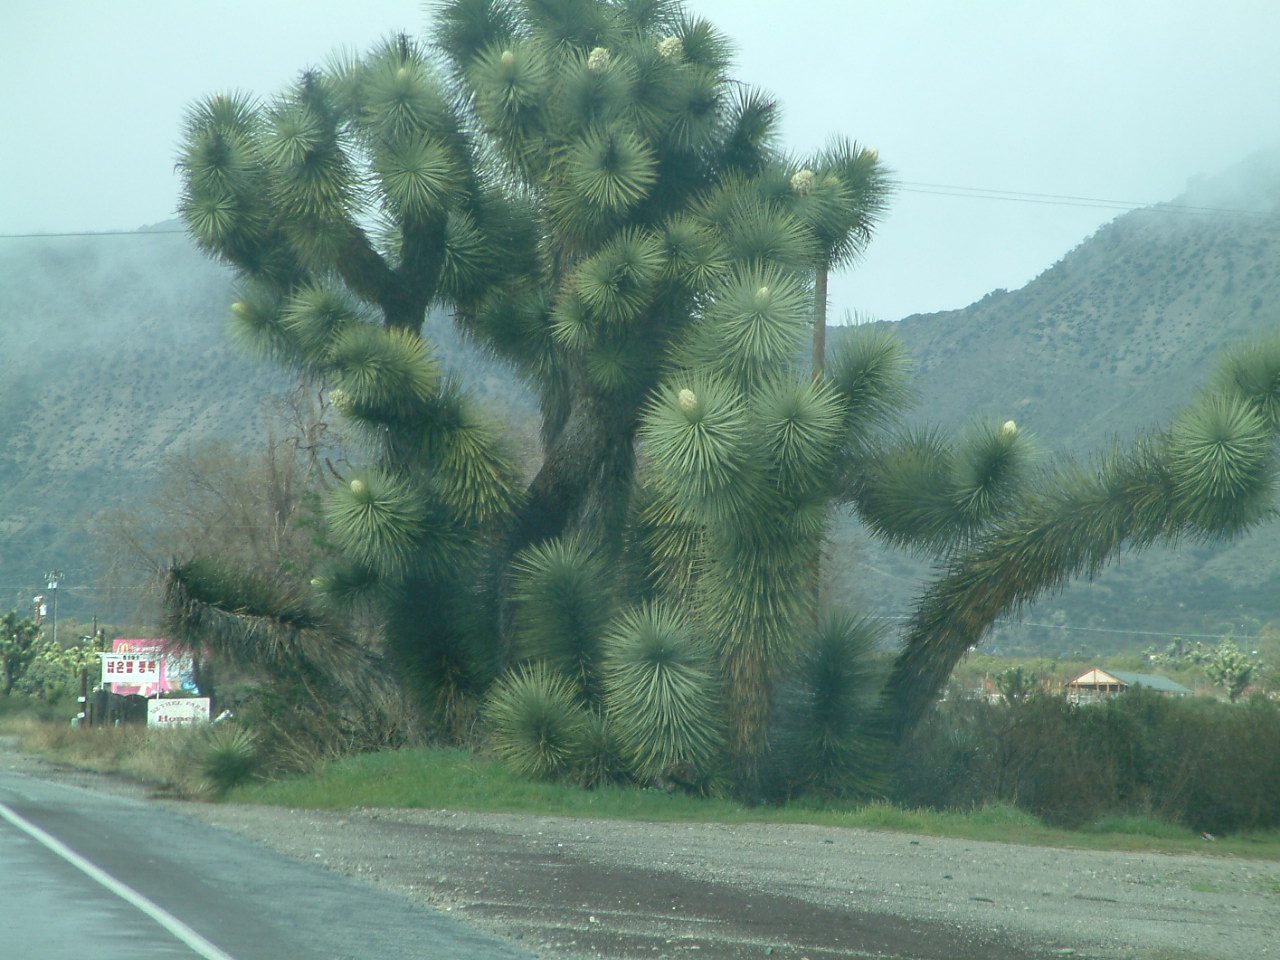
xmin=5 ymin=746 xmax=1277 ymax=960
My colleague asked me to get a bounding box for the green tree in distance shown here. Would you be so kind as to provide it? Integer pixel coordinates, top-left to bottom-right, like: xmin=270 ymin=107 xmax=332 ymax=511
xmin=1 ymin=611 xmax=42 ymax=696
xmin=1206 ymin=639 xmax=1254 ymax=702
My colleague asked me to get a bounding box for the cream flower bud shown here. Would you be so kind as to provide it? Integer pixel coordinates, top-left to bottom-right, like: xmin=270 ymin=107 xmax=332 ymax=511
xmin=657 ymin=36 xmax=683 ymax=63
xmin=1000 ymin=419 xmax=1018 ymax=437
xmin=862 ymin=147 xmax=879 ymax=164
xmin=396 ymin=66 xmax=410 ymax=82
xmin=231 ymin=301 xmax=249 ymax=318
xmin=329 ymin=387 xmax=353 ymax=415
xmin=790 ymin=169 xmax=816 ymax=196
xmin=587 ymin=46 xmax=611 ymax=73
xmin=310 ymin=578 xmax=324 ymax=589
xmin=678 ymin=388 xmax=697 ymax=413
xmin=350 ymin=478 xmax=368 ymax=498
xmin=756 ymin=286 xmax=770 ymax=302
xmin=501 ymin=49 xmax=515 ymax=67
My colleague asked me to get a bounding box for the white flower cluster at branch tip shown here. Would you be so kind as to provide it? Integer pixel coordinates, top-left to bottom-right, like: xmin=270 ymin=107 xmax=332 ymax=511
xmin=678 ymin=388 xmax=698 ymax=413
xmin=862 ymin=147 xmax=879 ymax=164
xmin=657 ymin=36 xmax=683 ymax=63
xmin=350 ymin=478 xmax=368 ymax=498
xmin=231 ymin=301 xmax=249 ymax=318
xmin=790 ymin=169 xmax=816 ymax=196
xmin=501 ymin=49 xmax=515 ymax=68
xmin=1000 ymin=419 xmax=1018 ymax=437
xmin=329 ymin=388 xmax=353 ymax=416
xmin=587 ymin=47 xmax=611 ymax=73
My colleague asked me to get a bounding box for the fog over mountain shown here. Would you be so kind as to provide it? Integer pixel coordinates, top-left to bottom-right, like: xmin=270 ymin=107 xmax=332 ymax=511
xmin=0 ymin=229 xmax=528 ymax=627
xmin=2 ymin=152 xmax=1278 ymax=651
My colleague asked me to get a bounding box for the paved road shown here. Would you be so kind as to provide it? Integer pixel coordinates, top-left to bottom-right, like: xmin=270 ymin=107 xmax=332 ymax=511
xmin=0 ymin=770 xmax=534 ymax=960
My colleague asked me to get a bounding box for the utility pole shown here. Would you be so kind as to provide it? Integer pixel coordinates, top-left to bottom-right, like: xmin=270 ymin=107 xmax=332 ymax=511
xmin=45 ymin=570 xmax=64 ymax=647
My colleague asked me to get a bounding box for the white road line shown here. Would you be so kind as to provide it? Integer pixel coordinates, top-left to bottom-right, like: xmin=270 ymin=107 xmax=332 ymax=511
xmin=0 ymin=800 xmax=238 ymax=960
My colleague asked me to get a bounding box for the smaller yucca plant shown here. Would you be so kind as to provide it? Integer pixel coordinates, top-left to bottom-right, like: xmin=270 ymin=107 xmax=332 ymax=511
xmin=601 ymin=601 xmax=722 ymax=785
xmin=576 ymin=709 xmax=630 ymax=788
xmin=774 ymin=609 xmax=886 ymax=799
xmin=192 ymin=724 xmax=260 ymax=798
xmin=510 ymin=535 xmax=616 ymax=702
xmin=483 ymin=663 xmax=587 ymax=780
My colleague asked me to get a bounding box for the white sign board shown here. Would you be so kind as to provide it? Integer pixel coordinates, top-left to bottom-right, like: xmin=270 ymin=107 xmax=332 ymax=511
xmin=101 ymin=653 xmax=161 ymax=685
xmin=147 ymin=698 xmax=211 ymax=726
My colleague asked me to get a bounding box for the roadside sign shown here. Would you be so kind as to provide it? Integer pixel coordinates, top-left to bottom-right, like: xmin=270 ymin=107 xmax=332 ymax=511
xmin=147 ymin=698 xmax=211 ymax=726
xmin=109 ymin=639 xmax=196 ymax=697
xmin=100 ymin=653 xmax=161 ymax=685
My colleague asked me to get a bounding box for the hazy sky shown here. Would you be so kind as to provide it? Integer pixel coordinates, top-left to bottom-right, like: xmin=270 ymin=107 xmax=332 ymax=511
xmin=4 ymin=0 xmax=1278 ymax=321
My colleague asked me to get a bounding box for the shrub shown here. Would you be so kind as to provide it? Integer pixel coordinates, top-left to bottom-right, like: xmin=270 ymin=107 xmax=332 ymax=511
xmin=192 ymin=724 xmax=261 ymax=797
xmin=895 ymin=689 xmax=1280 ymax=834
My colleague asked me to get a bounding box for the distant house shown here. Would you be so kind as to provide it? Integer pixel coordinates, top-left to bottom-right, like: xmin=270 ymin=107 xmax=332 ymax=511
xmin=1066 ymin=668 xmax=1192 ymax=703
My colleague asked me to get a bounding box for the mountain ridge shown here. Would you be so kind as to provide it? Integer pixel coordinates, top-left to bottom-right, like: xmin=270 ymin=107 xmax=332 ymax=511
xmin=2 ymin=154 xmax=1278 ymax=649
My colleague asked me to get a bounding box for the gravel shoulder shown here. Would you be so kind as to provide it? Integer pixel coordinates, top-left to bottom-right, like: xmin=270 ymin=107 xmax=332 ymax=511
xmin=5 ymin=744 xmax=1277 ymax=960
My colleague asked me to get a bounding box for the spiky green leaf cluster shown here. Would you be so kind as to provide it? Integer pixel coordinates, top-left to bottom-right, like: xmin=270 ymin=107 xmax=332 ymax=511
xmin=511 ymin=536 xmax=616 ymax=699
xmin=825 ymin=327 xmax=914 ymax=437
xmin=483 ymin=662 xmax=588 ymax=779
xmin=601 ymin=602 xmax=722 ymax=781
xmin=776 ymin=610 xmax=887 ymax=797
xmin=642 ymin=376 xmax=754 ymax=502
xmin=1167 ymin=393 xmax=1275 ymax=534
xmin=1214 ymin=336 xmax=1280 ymax=432
xmin=790 ymin=139 xmax=893 ymax=268
xmin=279 ymin=284 xmax=363 ymax=366
xmin=857 ymin=420 xmax=1034 ymax=553
xmin=325 ymin=471 xmax=429 ymax=577
xmin=327 ymin=325 xmax=440 ymax=425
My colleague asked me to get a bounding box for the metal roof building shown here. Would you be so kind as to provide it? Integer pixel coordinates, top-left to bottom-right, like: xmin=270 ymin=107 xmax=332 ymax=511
xmin=1066 ymin=668 xmax=1192 ymax=702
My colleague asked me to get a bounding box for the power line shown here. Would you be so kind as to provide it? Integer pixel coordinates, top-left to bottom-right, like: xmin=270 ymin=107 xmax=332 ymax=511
xmin=898 ymin=181 xmax=1280 ymax=219
xmin=872 ymin=614 xmax=1266 ymax=643
xmin=0 ymin=228 xmax=185 ymax=239
xmin=2 ymin=182 xmax=1279 ymax=241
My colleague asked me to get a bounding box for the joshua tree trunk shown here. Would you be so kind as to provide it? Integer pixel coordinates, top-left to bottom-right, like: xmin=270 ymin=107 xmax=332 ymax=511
xmin=811 ymin=263 xmax=829 ymax=378
xmin=509 ymin=389 xmax=639 ymax=559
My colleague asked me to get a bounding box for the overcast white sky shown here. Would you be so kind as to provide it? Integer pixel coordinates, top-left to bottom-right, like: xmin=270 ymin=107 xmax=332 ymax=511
xmin=3 ymin=0 xmax=1278 ymax=321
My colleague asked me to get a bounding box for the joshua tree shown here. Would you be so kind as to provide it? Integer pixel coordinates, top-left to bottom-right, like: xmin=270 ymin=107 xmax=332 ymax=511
xmin=173 ymin=0 xmax=1280 ymax=795
xmin=1 ymin=611 xmax=42 ymax=696
xmin=175 ymin=0 xmax=900 ymax=737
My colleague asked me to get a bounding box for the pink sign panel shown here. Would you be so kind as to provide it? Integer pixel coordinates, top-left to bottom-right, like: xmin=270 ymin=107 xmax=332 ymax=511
xmin=110 ymin=639 xmax=195 ymax=697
